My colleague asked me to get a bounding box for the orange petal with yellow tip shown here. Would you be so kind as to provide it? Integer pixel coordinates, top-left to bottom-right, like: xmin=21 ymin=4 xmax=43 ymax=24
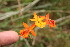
xmin=46 ymin=13 xmax=49 ymax=19
xmin=34 ymin=12 xmax=36 ymax=15
xmin=33 ymin=12 xmax=38 ymax=19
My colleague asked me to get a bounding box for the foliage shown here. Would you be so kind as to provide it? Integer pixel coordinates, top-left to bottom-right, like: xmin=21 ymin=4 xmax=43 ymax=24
xmin=0 ymin=0 xmax=70 ymax=47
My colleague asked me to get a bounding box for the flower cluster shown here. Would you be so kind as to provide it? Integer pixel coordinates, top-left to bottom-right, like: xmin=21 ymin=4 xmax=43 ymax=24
xmin=19 ymin=22 xmax=36 ymax=38
xmin=19 ymin=12 xmax=56 ymax=38
xmin=30 ymin=12 xmax=46 ymax=28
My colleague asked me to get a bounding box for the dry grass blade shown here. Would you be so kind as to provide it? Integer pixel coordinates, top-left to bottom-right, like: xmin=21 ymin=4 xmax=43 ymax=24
xmin=55 ymin=15 xmax=70 ymax=22
xmin=0 ymin=0 xmax=40 ymax=20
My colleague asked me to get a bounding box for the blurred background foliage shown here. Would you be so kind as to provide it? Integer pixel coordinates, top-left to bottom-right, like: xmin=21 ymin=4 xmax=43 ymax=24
xmin=0 ymin=0 xmax=70 ymax=47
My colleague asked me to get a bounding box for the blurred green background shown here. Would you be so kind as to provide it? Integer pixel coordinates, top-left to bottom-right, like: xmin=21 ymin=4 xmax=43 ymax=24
xmin=0 ymin=0 xmax=70 ymax=47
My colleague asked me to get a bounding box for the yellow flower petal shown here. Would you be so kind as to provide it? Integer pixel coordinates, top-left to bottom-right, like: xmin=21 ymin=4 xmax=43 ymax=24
xmin=33 ymin=12 xmax=38 ymax=19
xmin=30 ymin=12 xmax=46 ymax=28
xmin=30 ymin=19 xmax=37 ymax=21
xmin=38 ymin=17 xmax=44 ymax=21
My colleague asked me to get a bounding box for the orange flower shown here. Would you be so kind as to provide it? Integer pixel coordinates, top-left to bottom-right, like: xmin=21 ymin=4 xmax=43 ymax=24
xmin=48 ymin=20 xmax=56 ymax=27
xmin=40 ymin=13 xmax=56 ymax=27
xmin=19 ymin=22 xmax=36 ymax=38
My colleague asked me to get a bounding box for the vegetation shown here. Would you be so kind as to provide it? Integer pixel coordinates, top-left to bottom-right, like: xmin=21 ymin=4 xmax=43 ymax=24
xmin=0 ymin=0 xmax=70 ymax=47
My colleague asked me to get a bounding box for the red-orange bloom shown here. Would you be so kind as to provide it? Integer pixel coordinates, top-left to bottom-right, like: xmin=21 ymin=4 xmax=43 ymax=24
xmin=48 ymin=20 xmax=56 ymax=27
xmin=19 ymin=22 xmax=36 ymax=38
xmin=40 ymin=13 xmax=56 ymax=27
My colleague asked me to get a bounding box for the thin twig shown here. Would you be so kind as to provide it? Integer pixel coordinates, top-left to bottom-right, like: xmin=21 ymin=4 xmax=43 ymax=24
xmin=1 ymin=3 xmax=30 ymax=10
xmin=33 ymin=3 xmax=52 ymax=9
xmin=23 ymin=38 xmax=31 ymax=47
xmin=57 ymin=19 xmax=70 ymax=26
xmin=32 ymin=10 xmax=70 ymax=13
xmin=55 ymin=15 xmax=70 ymax=22
xmin=17 ymin=0 xmax=23 ymax=16
xmin=0 ymin=0 xmax=40 ymax=20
